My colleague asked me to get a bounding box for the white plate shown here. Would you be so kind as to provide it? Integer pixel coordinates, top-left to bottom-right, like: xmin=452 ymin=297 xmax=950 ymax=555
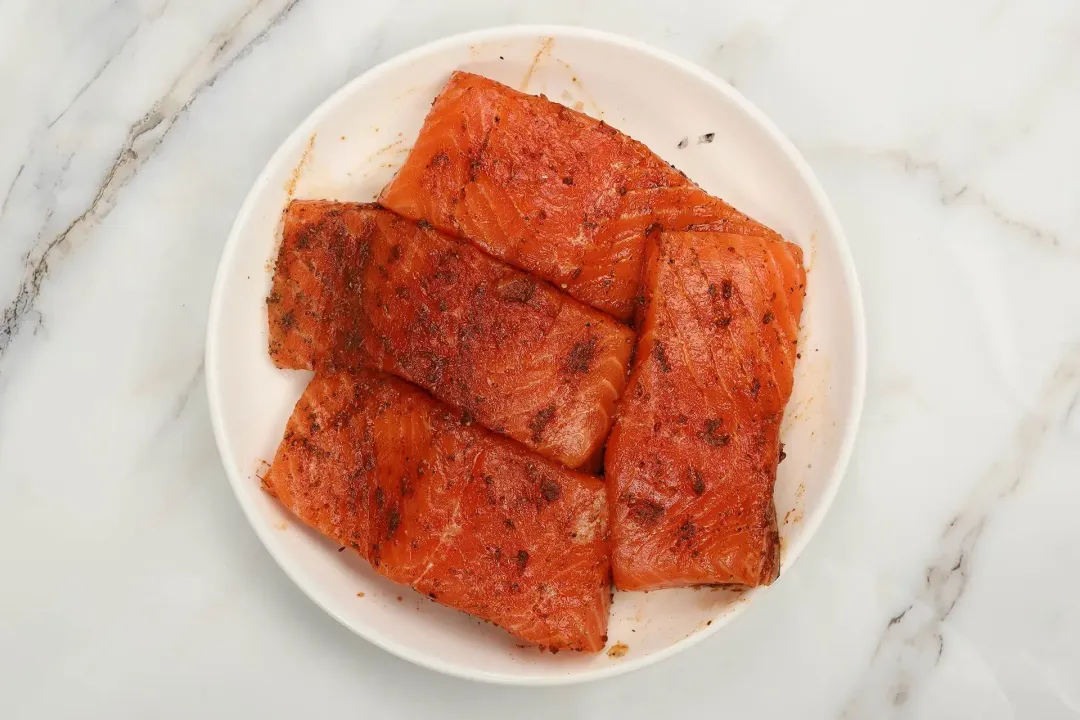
xmin=205 ymin=25 xmax=865 ymax=685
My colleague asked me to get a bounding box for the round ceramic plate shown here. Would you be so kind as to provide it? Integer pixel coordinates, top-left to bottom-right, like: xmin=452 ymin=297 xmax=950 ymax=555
xmin=206 ymin=25 xmax=865 ymax=685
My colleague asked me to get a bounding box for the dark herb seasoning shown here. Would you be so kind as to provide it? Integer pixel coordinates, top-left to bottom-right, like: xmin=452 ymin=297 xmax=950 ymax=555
xmin=499 ymin=276 xmax=536 ymax=303
xmin=652 ymin=341 xmax=672 ymax=372
xmin=565 ymin=336 xmax=597 ymax=374
xmin=690 ymin=468 xmax=706 ymax=496
xmin=629 ymin=498 xmax=665 ymax=526
xmin=528 ymin=404 xmax=556 ymax=441
xmin=386 ymin=507 xmax=401 ymax=539
xmin=701 ymin=418 xmax=730 ymax=447
xmin=540 ymin=476 xmax=562 ymax=503
xmin=677 ymin=519 xmax=696 ymax=543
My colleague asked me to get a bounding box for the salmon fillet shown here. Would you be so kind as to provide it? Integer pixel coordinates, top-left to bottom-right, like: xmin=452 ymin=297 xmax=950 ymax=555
xmin=379 ymin=71 xmax=781 ymax=322
xmin=263 ymin=370 xmax=612 ymax=651
xmin=605 ymin=231 xmax=805 ymax=590
xmin=268 ymin=200 xmax=634 ymax=470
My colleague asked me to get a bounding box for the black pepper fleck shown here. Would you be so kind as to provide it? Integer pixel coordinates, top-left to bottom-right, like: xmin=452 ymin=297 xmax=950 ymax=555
xmin=691 ymin=468 xmax=705 ymax=496
xmin=540 ymin=477 xmax=562 ymax=503
xmin=653 ymin=341 xmax=672 ymax=372
xmin=528 ymin=405 xmax=556 ymax=441
xmin=386 ymin=507 xmax=401 ymax=539
xmin=677 ymin=519 xmax=696 ymax=543
xmin=701 ymin=418 xmax=730 ymax=447
xmin=630 ymin=498 xmax=665 ymax=526
xmin=565 ymin=336 xmax=597 ymax=374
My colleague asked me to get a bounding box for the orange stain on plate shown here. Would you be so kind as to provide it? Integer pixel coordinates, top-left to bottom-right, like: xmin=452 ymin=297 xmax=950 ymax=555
xmin=520 ymin=37 xmax=554 ymax=90
xmin=556 ymin=58 xmax=602 ymax=117
xmin=607 ymin=642 xmax=629 ymax=658
xmin=285 ymin=133 xmax=317 ymax=198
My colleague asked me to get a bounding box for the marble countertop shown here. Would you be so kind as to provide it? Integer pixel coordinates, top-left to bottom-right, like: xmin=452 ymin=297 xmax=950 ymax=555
xmin=2 ymin=1 xmax=1079 ymax=718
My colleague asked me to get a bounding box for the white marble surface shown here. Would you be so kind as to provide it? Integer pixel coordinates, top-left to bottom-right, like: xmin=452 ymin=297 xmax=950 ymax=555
xmin=2 ymin=0 xmax=1079 ymax=717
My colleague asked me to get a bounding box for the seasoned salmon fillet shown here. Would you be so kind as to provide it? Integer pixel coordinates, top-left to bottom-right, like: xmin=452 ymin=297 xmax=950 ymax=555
xmin=379 ymin=71 xmax=780 ymax=321
xmin=605 ymin=231 xmax=805 ymax=590
xmin=268 ymin=200 xmax=635 ymax=470
xmin=263 ymin=370 xmax=612 ymax=651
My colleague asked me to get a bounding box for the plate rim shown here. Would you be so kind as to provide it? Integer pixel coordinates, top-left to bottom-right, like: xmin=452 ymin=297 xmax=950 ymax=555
xmin=205 ymin=23 xmax=867 ymax=686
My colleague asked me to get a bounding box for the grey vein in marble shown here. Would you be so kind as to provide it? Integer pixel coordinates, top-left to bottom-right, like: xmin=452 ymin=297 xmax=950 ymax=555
xmin=1065 ymin=390 xmax=1080 ymax=430
xmin=0 ymin=0 xmax=303 ymax=362
xmin=153 ymin=361 xmax=207 ymax=445
xmin=842 ymin=344 xmax=1080 ymax=716
xmin=0 ymin=163 xmax=24 ymax=219
xmin=46 ymin=17 xmax=147 ymax=130
xmin=814 ymin=145 xmax=1073 ymax=254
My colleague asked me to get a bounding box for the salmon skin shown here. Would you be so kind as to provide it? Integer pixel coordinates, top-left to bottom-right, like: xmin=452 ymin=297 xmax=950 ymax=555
xmin=605 ymin=231 xmax=805 ymax=590
xmin=268 ymin=200 xmax=635 ymax=470
xmin=380 ymin=71 xmax=780 ymax=322
xmin=263 ymin=370 xmax=612 ymax=652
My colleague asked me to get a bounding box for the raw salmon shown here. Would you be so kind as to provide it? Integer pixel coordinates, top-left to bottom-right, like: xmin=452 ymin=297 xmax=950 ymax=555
xmin=263 ymin=370 xmax=612 ymax=651
xmin=605 ymin=231 xmax=805 ymax=590
xmin=379 ymin=71 xmax=780 ymax=322
xmin=268 ymin=200 xmax=635 ymax=470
